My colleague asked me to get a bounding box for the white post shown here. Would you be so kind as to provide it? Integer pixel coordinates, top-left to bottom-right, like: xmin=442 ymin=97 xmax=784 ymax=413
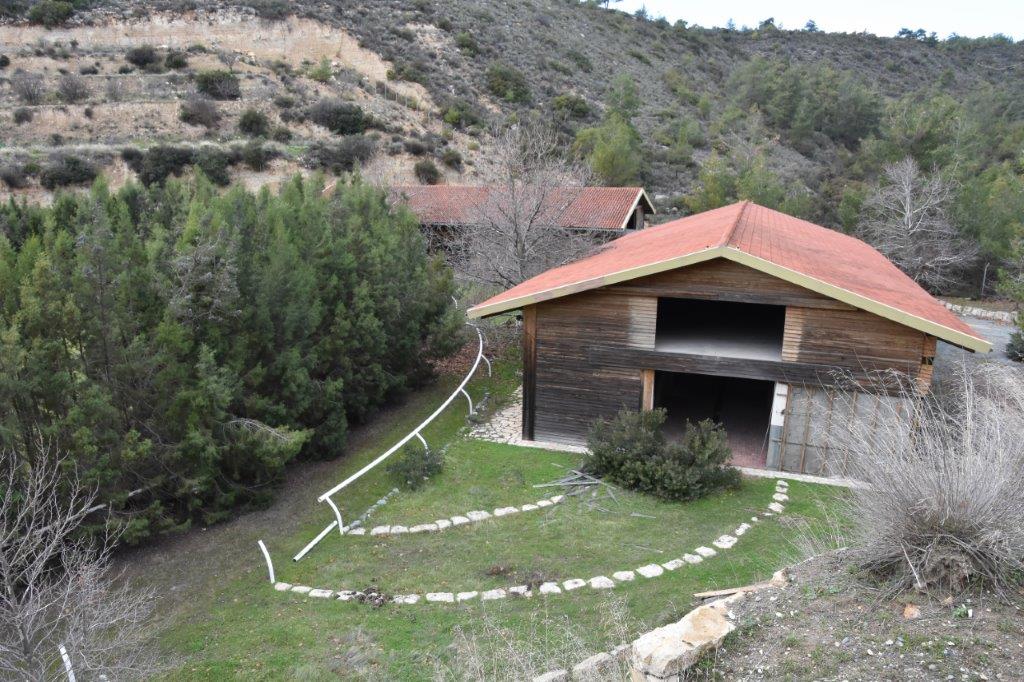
xmin=257 ymin=540 xmax=275 ymax=584
xmin=59 ymin=644 xmax=76 ymax=682
xmin=481 ymin=354 xmax=492 ymax=377
xmin=415 ymin=432 xmax=428 ymax=450
xmin=293 ymin=520 xmax=337 ymax=562
xmin=324 ymin=497 xmax=345 ymax=535
xmin=461 ymin=387 xmax=474 ymax=415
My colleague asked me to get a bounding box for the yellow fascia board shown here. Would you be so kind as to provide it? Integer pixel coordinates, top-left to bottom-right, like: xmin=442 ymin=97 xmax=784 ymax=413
xmin=721 ymin=248 xmax=992 ymax=353
xmin=466 ymin=247 xmax=721 ymax=319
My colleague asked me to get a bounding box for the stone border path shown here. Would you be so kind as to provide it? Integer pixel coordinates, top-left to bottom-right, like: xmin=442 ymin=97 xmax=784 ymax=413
xmin=347 ymin=494 xmax=565 ymax=537
xmin=271 ymin=479 xmax=791 ymax=606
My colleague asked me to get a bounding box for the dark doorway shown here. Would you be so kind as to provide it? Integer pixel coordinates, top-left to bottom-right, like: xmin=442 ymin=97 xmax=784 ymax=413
xmin=654 ymin=371 xmax=775 ymax=469
xmin=655 ymin=298 xmax=785 ymax=360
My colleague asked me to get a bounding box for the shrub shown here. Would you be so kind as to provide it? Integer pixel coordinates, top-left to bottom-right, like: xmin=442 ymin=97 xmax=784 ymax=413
xmin=13 ymin=107 xmax=33 ymax=124
xmin=270 ymin=125 xmax=292 ymax=142
xmin=273 ymin=93 xmax=296 ymax=109
xmin=12 ymin=72 xmax=46 ymax=105
xmin=195 ymin=70 xmax=240 ymax=100
xmin=387 ymin=442 xmax=444 ymax=490
xmin=486 ymin=62 xmax=530 ymax=103
xmin=0 ymin=55 xmax=9 ymax=69
xmin=586 ymin=408 xmax=739 ymax=502
xmin=403 ymin=138 xmax=428 ymax=155
xmin=387 ymin=60 xmax=427 ymax=84
xmin=306 ymin=57 xmax=332 ymax=82
xmin=455 ymin=31 xmax=479 ymax=55
xmin=237 ymin=108 xmax=269 ymax=137
xmin=1007 ymin=328 xmax=1024 ymax=362
xmin=125 ymin=44 xmax=160 ymax=68
xmin=304 ymin=136 xmax=376 ymax=174
xmin=442 ymin=99 xmax=482 ymax=129
xmin=1 ymin=164 xmax=29 ymax=189
xmin=307 ymin=99 xmax=365 ymax=135
xmin=414 ymin=159 xmax=441 ymax=184
xmin=829 ymin=365 xmax=1024 ymax=597
xmin=56 ymin=73 xmax=88 ymax=103
xmin=179 ymin=97 xmax=220 ymax=129
xmin=164 ymin=51 xmax=188 ymax=70
xmin=240 ymin=140 xmax=273 ymax=171
xmin=193 ymin=147 xmax=232 ymax=185
xmin=78 ymin=64 xmax=98 ymax=75
xmin=552 ymin=93 xmax=590 ymax=119
xmin=129 ymin=145 xmax=195 ymax=185
xmin=39 ymin=154 xmax=97 ymax=189
xmin=441 ymin=148 xmax=462 ymax=170
xmin=27 ymin=0 xmax=73 ymax=27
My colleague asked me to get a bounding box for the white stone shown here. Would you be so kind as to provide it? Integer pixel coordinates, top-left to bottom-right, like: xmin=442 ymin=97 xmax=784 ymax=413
xmin=630 ymin=594 xmax=742 ymax=677
xmin=273 ymin=582 xmax=292 ymax=591
xmin=662 ymin=559 xmax=685 ymax=571
xmin=550 ymin=495 xmax=565 ymax=504
xmin=409 ymin=523 xmax=438 ymax=533
xmin=481 ymin=588 xmax=507 ymax=601
xmin=520 ymin=503 xmax=538 ymax=511
xmin=466 ymin=510 xmax=491 ymax=521
xmin=773 ymin=492 xmax=789 ymax=502
xmin=393 ymin=594 xmax=420 ymax=605
xmin=347 ymin=527 xmax=366 ymax=536
xmin=450 ymin=515 xmax=470 ymax=526
xmin=308 ymin=588 xmax=333 ymax=599
xmin=637 ymin=563 xmax=664 ymax=578
xmin=713 ymin=535 xmax=737 ymax=550
xmin=370 ymin=525 xmax=390 ymax=536
xmin=535 ymin=499 xmax=553 ymax=507
xmin=456 ymin=591 xmax=479 ymax=602
xmin=695 ymin=546 xmax=717 ymax=558
xmin=589 ymin=575 xmax=615 ymax=589
xmin=494 ymin=506 xmax=519 ymax=517
xmin=734 ymin=523 xmax=751 ymax=536
xmin=434 ymin=519 xmax=452 ymax=530
xmin=751 ymin=516 xmax=760 ymax=522
xmin=612 ymin=570 xmax=636 ymax=581
xmin=532 ymin=670 xmax=568 ymax=682
xmin=769 ymin=502 xmax=785 ymax=513
xmin=390 ymin=525 xmax=409 ymax=534
xmin=776 ymin=480 xmax=789 ymax=489
xmin=425 ymin=592 xmax=455 ymax=603
xmin=290 ymin=585 xmax=312 ymax=594
xmin=682 ymin=553 xmax=702 ymax=564
xmin=336 ymin=590 xmax=356 ymax=601
xmin=539 ymin=581 xmax=562 ymax=595
xmin=508 ymin=585 xmax=531 ymax=597
xmin=572 ymin=652 xmax=616 ymax=677
xmin=562 ymin=578 xmax=587 ymax=591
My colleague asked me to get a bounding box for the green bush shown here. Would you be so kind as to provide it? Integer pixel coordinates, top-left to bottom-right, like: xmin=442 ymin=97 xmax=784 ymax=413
xmin=13 ymin=107 xmax=33 ymax=124
xmin=0 ymin=55 xmax=10 ymax=69
xmin=308 ymin=99 xmax=365 ymax=135
xmin=414 ymin=159 xmax=441 ymax=184
xmin=552 ymin=93 xmax=590 ymax=119
xmin=1 ymin=164 xmax=29 ymax=189
xmin=193 ymin=147 xmax=232 ymax=185
xmin=306 ymin=57 xmax=332 ymax=83
xmin=270 ymin=125 xmax=292 ymax=142
xmin=125 ymin=44 xmax=160 ymax=68
xmin=486 ymin=62 xmax=530 ymax=103
xmin=39 ymin=154 xmax=97 ymax=189
xmin=304 ymin=136 xmax=376 ymax=174
xmin=387 ymin=442 xmax=445 ymax=490
xmin=238 ymin=108 xmax=269 ymax=137
xmin=1008 ymin=328 xmax=1024 ymax=362
xmin=441 ymin=148 xmax=462 ymax=170
xmin=27 ymin=0 xmax=73 ymax=27
xmin=240 ymin=140 xmax=273 ymax=171
xmin=165 ymin=50 xmax=189 ymax=69
xmin=196 ymin=69 xmax=241 ymax=100
xmin=455 ymin=31 xmax=479 ymax=55
xmin=586 ymin=408 xmax=739 ymax=502
xmin=442 ymin=99 xmax=482 ymax=129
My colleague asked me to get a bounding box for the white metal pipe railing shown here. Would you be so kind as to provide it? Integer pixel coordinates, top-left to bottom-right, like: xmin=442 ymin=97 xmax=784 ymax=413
xmin=293 ymin=324 xmax=488 ymax=561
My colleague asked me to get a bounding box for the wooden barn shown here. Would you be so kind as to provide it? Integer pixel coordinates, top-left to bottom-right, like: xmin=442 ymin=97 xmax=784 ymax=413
xmin=467 ymin=201 xmax=991 ymax=477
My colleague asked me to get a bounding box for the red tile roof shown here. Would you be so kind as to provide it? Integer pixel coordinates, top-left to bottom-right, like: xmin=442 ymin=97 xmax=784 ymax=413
xmin=468 ymin=201 xmax=990 ymax=352
xmin=390 ymin=185 xmax=654 ymax=231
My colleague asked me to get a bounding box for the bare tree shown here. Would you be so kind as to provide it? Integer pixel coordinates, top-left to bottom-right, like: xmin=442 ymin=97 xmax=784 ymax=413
xmin=858 ymin=157 xmax=976 ymax=291
xmin=12 ymin=72 xmax=46 ymax=105
xmin=456 ymin=124 xmax=596 ymax=290
xmin=0 ymin=446 xmax=159 ymax=681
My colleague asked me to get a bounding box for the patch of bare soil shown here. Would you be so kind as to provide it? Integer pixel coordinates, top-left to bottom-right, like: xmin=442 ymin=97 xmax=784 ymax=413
xmin=690 ymin=551 xmax=1024 ymax=681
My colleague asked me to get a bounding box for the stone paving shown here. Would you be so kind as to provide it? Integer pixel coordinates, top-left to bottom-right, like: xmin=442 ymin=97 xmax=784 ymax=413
xmin=469 ymin=387 xmax=588 ymax=454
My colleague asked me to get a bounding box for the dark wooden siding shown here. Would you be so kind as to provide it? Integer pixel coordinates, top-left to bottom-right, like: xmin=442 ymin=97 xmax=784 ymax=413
xmin=533 ymin=292 xmax=655 ymax=443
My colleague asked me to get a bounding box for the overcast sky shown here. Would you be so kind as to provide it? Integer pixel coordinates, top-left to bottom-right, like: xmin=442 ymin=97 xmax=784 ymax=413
xmin=613 ymin=1 xmax=1024 ymax=40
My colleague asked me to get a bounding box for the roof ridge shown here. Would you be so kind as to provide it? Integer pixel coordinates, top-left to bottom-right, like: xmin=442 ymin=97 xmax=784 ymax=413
xmin=718 ymin=200 xmax=750 ymax=248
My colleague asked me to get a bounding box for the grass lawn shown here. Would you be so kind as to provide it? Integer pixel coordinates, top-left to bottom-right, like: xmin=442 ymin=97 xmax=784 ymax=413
xmin=146 ymin=354 xmax=847 ymax=680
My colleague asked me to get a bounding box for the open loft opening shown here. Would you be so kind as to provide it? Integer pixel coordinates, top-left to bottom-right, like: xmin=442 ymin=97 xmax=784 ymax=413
xmin=655 ymin=298 xmax=785 ymax=361
xmin=653 ymin=371 xmax=775 ymax=469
